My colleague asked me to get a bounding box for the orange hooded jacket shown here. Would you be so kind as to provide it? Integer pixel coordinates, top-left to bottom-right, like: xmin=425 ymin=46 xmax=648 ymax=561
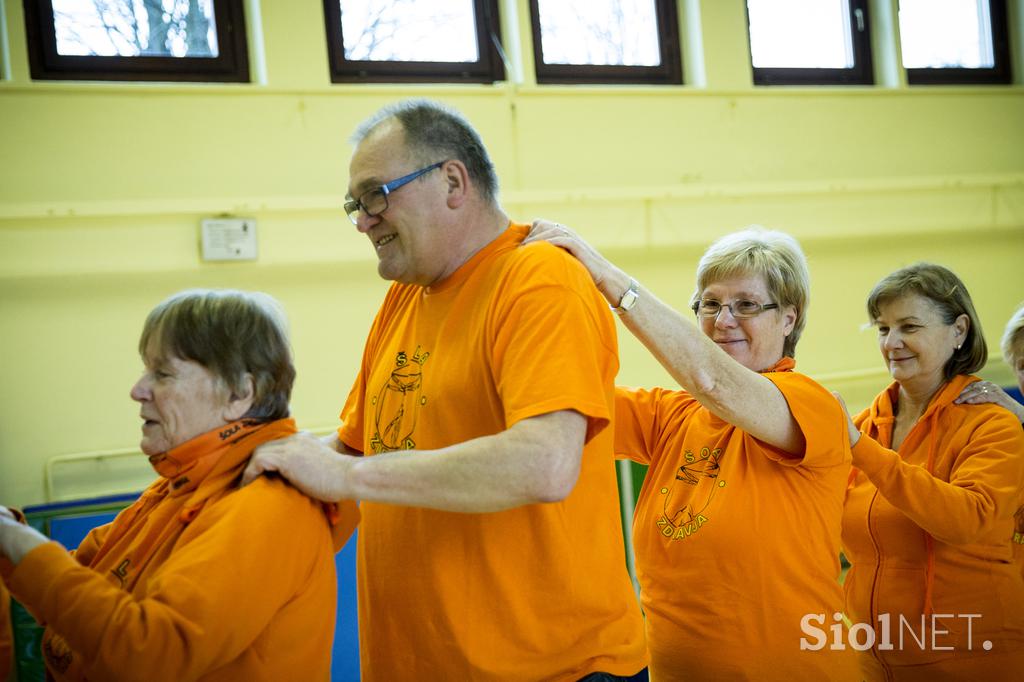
xmin=1 ymin=419 xmax=358 ymax=682
xmin=843 ymin=375 xmax=1024 ymax=679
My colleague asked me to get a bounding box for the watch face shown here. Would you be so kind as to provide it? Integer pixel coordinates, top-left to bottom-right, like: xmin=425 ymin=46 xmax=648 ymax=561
xmin=616 ymin=282 xmax=639 ymax=313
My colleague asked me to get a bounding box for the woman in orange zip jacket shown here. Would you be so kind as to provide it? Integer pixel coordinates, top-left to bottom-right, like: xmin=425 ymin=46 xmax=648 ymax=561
xmin=839 ymin=264 xmax=1024 ymax=681
xmin=0 ymin=290 xmax=358 ymax=682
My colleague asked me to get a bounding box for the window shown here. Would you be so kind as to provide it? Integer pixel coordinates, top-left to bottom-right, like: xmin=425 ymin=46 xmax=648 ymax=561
xmin=23 ymin=0 xmax=250 ymax=82
xmin=322 ymin=0 xmax=505 ymax=84
xmin=528 ymin=0 xmax=681 ymax=85
xmin=899 ymin=0 xmax=1010 ymax=85
xmin=746 ymin=0 xmax=873 ymax=85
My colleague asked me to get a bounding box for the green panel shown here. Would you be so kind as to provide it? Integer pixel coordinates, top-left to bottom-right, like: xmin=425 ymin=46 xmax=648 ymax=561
xmin=10 ymin=600 xmax=44 ymax=682
xmin=630 ymin=461 xmax=647 ymax=502
xmin=614 ymin=460 xmax=649 ymax=580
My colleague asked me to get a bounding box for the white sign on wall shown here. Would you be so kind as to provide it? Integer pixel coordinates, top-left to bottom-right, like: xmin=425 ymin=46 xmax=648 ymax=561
xmin=201 ymin=218 xmax=258 ymax=261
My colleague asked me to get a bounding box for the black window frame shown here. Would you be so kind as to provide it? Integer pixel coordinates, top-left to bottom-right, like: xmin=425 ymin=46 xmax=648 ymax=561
xmin=322 ymin=0 xmax=505 ymax=84
xmin=22 ymin=0 xmax=250 ymax=82
xmin=747 ymin=0 xmax=874 ymax=86
xmin=902 ymin=0 xmax=1011 ymax=85
xmin=528 ymin=0 xmax=682 ymax=85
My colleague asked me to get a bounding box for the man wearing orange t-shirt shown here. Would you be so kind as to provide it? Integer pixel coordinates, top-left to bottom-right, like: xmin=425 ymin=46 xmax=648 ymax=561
xmin=243 ymin=100 xmax=647 ymax=681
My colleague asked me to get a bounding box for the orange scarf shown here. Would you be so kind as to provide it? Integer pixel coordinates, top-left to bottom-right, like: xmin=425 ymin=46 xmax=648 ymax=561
xmin=38 ymin=419 xmax=303 ymax=680
xmin=766 ymin=356 xmax=796 ymax=373
xmin=82 ymin=418 xmax=298 ymax=590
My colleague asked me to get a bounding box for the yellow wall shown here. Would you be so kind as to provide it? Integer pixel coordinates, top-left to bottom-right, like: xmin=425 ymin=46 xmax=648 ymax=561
xmin=1 ymin=1 xmax=1022 ymax=506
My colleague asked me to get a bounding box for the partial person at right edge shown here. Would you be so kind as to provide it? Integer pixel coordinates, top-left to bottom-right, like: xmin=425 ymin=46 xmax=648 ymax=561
xmin=954 ymin=302 xmax=1024 ymax=574
xmin=954 ymin=301 xmax=1024 ymax=424
xmin=837 ymin=264 xmax=1024 ymax=681
xmin=525 ymin=221 xmax=860 ymax=681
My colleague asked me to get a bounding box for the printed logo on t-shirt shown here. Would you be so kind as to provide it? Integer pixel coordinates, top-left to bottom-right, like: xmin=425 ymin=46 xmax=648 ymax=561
xmin=655 ymin=446 xmax=725 ymax=542
xmin=369 ymin=347 xmax=430 ymax=454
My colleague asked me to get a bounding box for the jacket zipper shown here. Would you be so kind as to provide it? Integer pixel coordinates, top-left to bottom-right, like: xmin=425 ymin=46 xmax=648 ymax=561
xmin=865 ymin=486 xmax=893 ymax=680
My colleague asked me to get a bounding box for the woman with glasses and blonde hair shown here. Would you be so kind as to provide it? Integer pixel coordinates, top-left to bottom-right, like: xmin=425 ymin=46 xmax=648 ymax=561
xmin=525 ymin=221 xmax=858 ymax=681
xmin=837 ymin=265 xmax=1024 ymax=680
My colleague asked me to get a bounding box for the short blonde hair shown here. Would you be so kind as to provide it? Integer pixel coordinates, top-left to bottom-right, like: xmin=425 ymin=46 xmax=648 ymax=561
xmin=1001 ymin=303 xmax=1024 ymax=367
xmin=866 ymin=263 xmax=986 ymax=380
xmin=693 ymin=226 xmax=810 ymax=358
xmin=139 ymin=290 xmax=294 ymax=421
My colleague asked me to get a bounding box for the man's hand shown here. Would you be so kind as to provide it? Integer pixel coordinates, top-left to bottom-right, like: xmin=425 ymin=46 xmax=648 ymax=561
xmin=241 ymin=432 xmax=355 ymax=503
xmin=243 ymin=412 xmax=586 ymax=512
xmin=0 ymin=506 xmax=49 ymax=565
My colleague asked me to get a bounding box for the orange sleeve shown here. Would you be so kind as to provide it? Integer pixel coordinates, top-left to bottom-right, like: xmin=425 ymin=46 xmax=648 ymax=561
xmin=614 ymin=387 xmax=697 ymax=465
xmin=490 ymin=251 xmax=616 ymax=442
xmin=760 ymin=372 xmax=850 ymax=469
xmin=852 ymin=406 xmax=871 ymax=430
xmin=5 ymin=479 xmax=334 ymax=682
xmin=852 ymin=410 xmax=1024 ymax=545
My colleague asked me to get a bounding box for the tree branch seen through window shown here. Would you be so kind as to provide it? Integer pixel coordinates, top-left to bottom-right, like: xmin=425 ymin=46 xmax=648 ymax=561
xmin=24 ymin=0 xmax=249 ymax=81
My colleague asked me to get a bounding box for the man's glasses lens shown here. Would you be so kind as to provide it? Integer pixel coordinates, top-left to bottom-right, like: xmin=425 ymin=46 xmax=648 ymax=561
xmin=345 ymin=162 xmax=444 ymax=225
xmin=346 ymin=189 xmax=388 ymax=225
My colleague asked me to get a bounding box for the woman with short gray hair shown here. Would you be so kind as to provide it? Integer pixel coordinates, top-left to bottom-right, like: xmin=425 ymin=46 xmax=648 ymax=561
xmin=0 ymin=289 xmax=358 ymax=682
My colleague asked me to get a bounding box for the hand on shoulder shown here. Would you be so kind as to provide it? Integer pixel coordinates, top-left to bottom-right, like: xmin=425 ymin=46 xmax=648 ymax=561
xmin=954 ymin=381 xmax=1024 ymax=424
xmin=241 ymin=431 xmax=356 ymax=503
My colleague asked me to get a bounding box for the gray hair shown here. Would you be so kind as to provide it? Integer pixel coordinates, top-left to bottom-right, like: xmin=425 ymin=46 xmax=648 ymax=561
xmin=1001 ymin=303 xmax=1024 ymax=367
xmin=351 ymin=99 xmax=499 ymax=204
xmin=139 ymin=289 xmax=294 ymax=422
xmin=693 ymin=226 xmax=810 ymax=358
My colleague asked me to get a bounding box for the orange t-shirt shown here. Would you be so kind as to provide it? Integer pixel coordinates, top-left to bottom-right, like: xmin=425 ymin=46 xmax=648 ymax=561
xmin=338 ymin=223 xmax=647 ymax=681
xmin=843 ymin=376 xmax=1024 ymax=679
xmin=615 ymin=361 xmax=860 ymax=681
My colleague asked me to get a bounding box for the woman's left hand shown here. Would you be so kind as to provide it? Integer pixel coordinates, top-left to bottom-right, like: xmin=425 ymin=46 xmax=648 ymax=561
xmin=831 ymin=391 xmax=861 ymax=447
xmin=954 ymin=380 xmax=1024 ymax=423
xmin=523 ymin=220 xmax=631 ymax=306
xmin=0 ymin=506 xmax=49 ymax=565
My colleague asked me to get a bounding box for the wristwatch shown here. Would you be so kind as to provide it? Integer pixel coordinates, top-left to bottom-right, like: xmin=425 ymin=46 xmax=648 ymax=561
xmin=611 ymin=278 xmax=640 ymax=315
